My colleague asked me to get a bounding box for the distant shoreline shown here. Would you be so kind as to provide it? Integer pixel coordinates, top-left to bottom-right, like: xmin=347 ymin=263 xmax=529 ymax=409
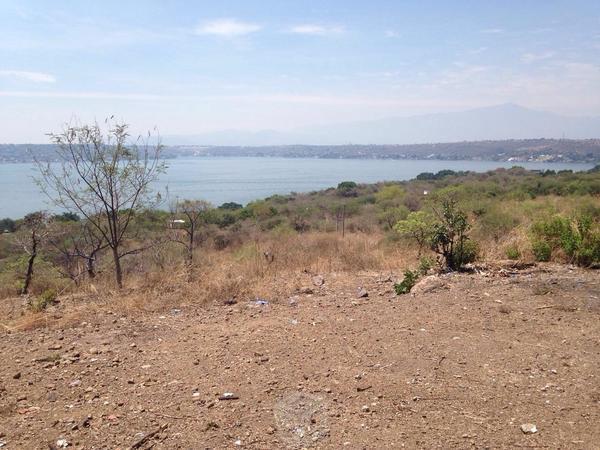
xmin=0 ymin=155 xmax=597 ymax=166
xmin=2 ymin=138 xmax=599 ymax=164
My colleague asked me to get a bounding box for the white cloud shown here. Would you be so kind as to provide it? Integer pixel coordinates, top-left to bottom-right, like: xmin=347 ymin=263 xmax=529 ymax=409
xmin=0 ymin=91 xmax=167 ymax=100
xmin=288 ymin=24 xmax=344 ymax=36
xmin=521 ymin=51 xmax=555 ymax=63
xmin=195 ymin=18 xmax=262 ymax=37
xmin=385 ymin=30 xmax=400 ymax=38
xmin=0 ymin=70 xmax=56 ymax=83
xmin=481 ymin=28 xmax=504 ymax=34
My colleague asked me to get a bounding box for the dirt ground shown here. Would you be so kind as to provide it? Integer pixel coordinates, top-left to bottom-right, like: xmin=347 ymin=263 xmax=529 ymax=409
xmin=1 ymin=263 xmax=599 ymax=449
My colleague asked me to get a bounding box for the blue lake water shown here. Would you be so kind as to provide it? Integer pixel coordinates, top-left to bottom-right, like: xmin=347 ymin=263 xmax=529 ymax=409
xmin=0 ymin=157 xmax=593 ymax=219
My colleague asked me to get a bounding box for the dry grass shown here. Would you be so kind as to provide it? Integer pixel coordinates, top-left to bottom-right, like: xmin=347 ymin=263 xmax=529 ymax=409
xmin=4 ymin=200 xmax=593 ymax=332
xmin=1 ymin=232 xmax=416 ymax=331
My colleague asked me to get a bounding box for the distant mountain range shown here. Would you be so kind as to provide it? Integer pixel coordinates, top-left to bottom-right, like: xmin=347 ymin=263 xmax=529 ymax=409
xmin=164 ymin=104 xmax=600 ymax=146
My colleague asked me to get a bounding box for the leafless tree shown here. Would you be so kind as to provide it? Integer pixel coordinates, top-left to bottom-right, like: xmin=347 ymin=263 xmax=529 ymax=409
xmin=36 ymin=120 xmax=165 ymax=288
xmin=47 ymin=221 xmax=108 ymax=283
xmin=169 ymin=199 xmax=212 ymax=274
xmin=16 ymin=212 xmax=49 ymax=295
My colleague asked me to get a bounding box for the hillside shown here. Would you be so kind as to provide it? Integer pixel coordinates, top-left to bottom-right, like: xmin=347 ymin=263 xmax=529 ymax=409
xmin=0 ymin=263 xmax=598 ymax=448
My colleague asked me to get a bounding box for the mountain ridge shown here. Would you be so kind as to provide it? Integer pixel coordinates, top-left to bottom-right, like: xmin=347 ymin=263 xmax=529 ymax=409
xmin=164 ymin=104 xmax=600 ymax=146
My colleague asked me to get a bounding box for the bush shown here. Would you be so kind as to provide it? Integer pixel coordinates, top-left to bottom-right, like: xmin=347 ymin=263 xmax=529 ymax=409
xmin=532 ymin=240 xmax=552 ymax=262
xmin=451 ymin=240 xmax=478 ymax=268
xmin=418 ymin=256 xmax=434 ymax=275
xmin=394 ymin=269 xmax=418 ymax=295
xmin=31 ymin=288 xmax=58 ymax=312
xmin=219 ymin=202 xmax=243 ymax=210
xmin=531 ymin=214 xmax=600 ymax=266
xmin=0 ymin=218 xmax=16 ymax=233
xmin=505 ymin=245 xmax=521 ymax=260
xmin=429 ymin=197 xmax=475 ymax=270
xmin=337 ymin=181 xmax=358 ymax=197
xmin=213 ymin=234 xmax=231 ymax=250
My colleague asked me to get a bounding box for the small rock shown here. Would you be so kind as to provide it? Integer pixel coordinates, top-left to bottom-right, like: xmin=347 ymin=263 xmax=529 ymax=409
xmin=88 ymin=347 xmax=100 ymax=355
xmin=361 ymin=405 xmax=370 ymax=413
xmin=520 ymin=423 xmax=538 ymax=434
xmin=312 ymin=275 xmax=325 ymax=287
xmin=48 ymin=344 xmax=62 ymax=351
xmin=47 ymin=391 xmax=58 ymax=402
xmin=56 ymin=438 xmax=69 ymax=448
xmin=410 ymin=275 xmax=447 ymax=296
xmin=219 ymin=392 xmax=239 ymax=400
xmin=357 ymin=287 xmax=369 ymax=298
xmin=13 ymin=372 xmax=21 ymax=380
xmin=299 ymin=287 xmax=314 ymax=294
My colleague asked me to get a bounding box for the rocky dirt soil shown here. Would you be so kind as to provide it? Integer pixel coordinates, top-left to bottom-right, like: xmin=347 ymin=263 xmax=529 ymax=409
xmin=1 ymin=263 xmax=599 ymax=449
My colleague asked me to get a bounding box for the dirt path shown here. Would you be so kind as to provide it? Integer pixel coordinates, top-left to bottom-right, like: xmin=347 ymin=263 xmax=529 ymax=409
xmin=1 ymin=264 xmax=599 ymax=449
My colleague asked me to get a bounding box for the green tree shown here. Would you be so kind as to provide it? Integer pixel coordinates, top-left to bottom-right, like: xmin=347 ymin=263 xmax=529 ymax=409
xmin=430 ymin=197 xmax=475 ymax=270
xmin=394 ymin=211 xmax=434 ymax=255
xmin=395 ymin=197 xmax=476 ymax=269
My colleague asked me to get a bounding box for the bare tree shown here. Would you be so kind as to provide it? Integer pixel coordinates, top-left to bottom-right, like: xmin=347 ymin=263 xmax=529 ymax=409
xmin=16 ymin=212 xmax=49 ymax=295
xmin=36 ymin=120 xmax=165 ymax=288
xmin=48 ymin=221 xmax=108 ymax=283
xmin=169 ymin=199 xmax=212 ymax=273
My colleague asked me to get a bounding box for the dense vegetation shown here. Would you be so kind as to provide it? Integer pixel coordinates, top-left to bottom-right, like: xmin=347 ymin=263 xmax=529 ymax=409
xmin=1 ymin=165 xmax=599 ymax=305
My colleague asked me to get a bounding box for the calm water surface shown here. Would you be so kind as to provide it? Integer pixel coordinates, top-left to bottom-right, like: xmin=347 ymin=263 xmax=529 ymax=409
xmin=0 ymin=157 xmax=593 ymax=219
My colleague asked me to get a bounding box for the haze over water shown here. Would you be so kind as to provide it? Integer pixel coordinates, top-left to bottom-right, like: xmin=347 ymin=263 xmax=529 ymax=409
xmin=0 ymin=157 xmax=592 ymax=219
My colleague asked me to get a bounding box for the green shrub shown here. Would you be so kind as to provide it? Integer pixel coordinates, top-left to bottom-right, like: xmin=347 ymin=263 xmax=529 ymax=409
xmin=418 ymin=256 xmax=434 ymax=275
xmin=575 ymin=233 xmax=600 ymax=266
xmin=531 ymin=214 xmax=600 ymax=266
xmin=31 ymin=288 xmax=58 ymax=312
xmin=532 ymin=240 xmax=552 ymax=262
xmin=337 ymin=181 xmax=358 ymax=197
xmin=505 ymin=245 xmax=521 ymax=260
xmin=396 ymin=197 xmax=477 ymax=270
xmin=429 ymin=198 xmax=474 ymax=270
xmin=451 ymin=239 xmax=478 ymax=268
xmin=394 ymin=269 xmax=418 ymax=295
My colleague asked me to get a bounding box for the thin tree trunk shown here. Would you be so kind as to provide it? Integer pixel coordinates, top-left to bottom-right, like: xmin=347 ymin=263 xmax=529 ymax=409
xmin=112 ymin=246 xmax=123 ymax=288
xmin=86 ymin=255 xmax=96 ymax=279
xmin=186 ymin=225 xmax=194 ymax=281
xmin=22 ymin=232 xmax=38 ymax=295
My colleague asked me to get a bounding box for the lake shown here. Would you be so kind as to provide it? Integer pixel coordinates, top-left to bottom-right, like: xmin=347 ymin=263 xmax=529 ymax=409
xmin=0 ymin=157 xmax=593 ymax=219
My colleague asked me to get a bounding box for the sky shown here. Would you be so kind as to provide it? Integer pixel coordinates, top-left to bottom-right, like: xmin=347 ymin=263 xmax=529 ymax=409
xmin=0 ymin=0 xmax=599 ymax=143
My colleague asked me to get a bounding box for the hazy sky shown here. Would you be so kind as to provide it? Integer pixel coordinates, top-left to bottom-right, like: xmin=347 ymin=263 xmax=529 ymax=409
xmin=1 ymin=0 xmax=599 ymax=142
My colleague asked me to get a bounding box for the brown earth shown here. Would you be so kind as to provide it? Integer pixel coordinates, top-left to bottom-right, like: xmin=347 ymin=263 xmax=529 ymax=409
xmin=1 ymin=263 xmax=599 ymax=449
